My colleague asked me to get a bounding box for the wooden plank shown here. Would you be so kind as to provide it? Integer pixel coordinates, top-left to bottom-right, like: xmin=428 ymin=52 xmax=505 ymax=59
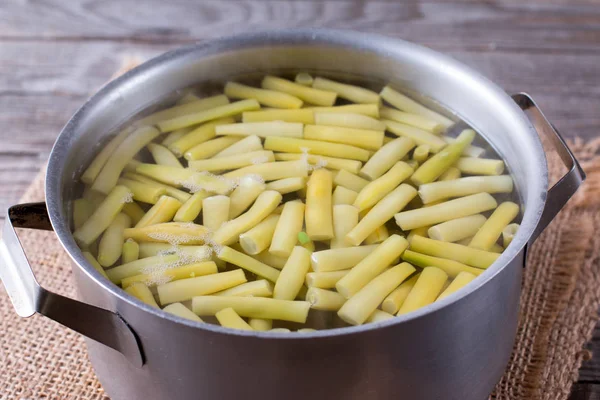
xmin=570 ymin=383 xmax=600 ymax=400
xmin=0 ymin=1 xmax=598 ymax=52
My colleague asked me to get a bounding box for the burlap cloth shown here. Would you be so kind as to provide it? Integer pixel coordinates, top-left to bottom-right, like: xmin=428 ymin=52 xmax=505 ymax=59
xmin=1 ymin=113 xmax=599 ymax=398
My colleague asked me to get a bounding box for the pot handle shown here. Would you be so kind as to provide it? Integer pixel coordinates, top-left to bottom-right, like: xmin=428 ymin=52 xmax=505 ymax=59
xmin=512 ymin=93 xmax=586 ymax=243
xmin=0 ymin=202 xmax=143 ymax=367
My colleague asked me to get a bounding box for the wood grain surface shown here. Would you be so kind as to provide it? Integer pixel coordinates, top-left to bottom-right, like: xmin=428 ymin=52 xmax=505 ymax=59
xmin=0 ymin=0 xmax=598 ymax=398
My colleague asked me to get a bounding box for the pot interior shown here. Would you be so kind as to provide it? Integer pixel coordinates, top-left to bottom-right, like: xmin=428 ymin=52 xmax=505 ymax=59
xmin=46 ymin=29 xmax=547 ymax=327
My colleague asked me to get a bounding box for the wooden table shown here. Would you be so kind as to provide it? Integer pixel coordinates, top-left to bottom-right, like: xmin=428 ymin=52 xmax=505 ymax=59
xmin=0 ymin=1 xmax=598 ymax=398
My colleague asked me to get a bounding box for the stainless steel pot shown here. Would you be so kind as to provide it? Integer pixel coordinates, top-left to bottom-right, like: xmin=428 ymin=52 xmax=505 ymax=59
xmin=0 ymin=29 xmax=585 ymax=400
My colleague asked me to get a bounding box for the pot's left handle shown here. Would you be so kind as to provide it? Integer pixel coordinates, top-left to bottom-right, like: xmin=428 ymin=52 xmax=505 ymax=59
xmin=0 ymin=202 xmax=143 ymax=367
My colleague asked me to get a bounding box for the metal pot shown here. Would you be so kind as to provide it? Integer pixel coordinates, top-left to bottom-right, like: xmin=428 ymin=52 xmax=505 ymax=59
xmin=0 ymin=29 xmax=585 ymax=400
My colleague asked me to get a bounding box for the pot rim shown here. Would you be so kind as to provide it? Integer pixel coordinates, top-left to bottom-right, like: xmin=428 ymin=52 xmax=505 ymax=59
xmin=45 ymin=28 xmax=546 ymax=337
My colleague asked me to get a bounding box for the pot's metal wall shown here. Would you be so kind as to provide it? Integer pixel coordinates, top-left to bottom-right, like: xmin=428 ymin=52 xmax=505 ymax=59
xmin=77 ymin=251 xmax=523 ymax=400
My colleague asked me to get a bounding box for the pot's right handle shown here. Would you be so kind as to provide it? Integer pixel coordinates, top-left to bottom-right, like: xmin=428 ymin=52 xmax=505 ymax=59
xmin=512 ymin=93 xmax=586 ymax=243
xmin=0 ymin=202 xmax=143 ymax=367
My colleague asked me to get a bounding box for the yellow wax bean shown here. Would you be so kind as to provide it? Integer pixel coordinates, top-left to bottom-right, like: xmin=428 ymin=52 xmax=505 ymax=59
xmin=173 ymin=191 xmax=210 ymax=223
xmin=157 ymin=99 xmax=260 ymax=132
xmin=397 ymin=267 xmax=448 ymax=314
xmin=442 ymin=136 xmax=485 ymax=158
xmin=135 ymin=196 xmax=182 ymax=229
xmin=306 ymin=104 xmax=379 ymax=118
xmin=224 ymin=160 xmax=308 ymax=181
xmin=305 ymin=270 xmax=350 ymax=289
xmin=135 ymin=164 xmax=235 ymax=195
xmin=331 ymin=205 xmax=359 ymax=249
xmin=264 ymin=136 xmax=370 ymax=162
xmin=395 ymin=193 xmax=498 ymax=230
xmin=81 ymin=127 xmax=132 ymax=185
xmin=239 ymin=214 xmax=280 ymax=255
xmin=214 ymin=135 xmax=263 ymax=158
xmin=212 ymin=191 xmax=282 ymax=245
xmin=411 ymin=129 xmax=475 ymax=186
xmin=310 ymin=245 xmax=378 ymax=272
xmin=273 ymin=246 xmax=312 ymax=301
xmin=82 ymin=251 xmax=109 ymax=279
xmin=122 ymin=239 xmax=140 ymax=264
xmin=270 ymin=201 xmax=305 ymax=257
xmin=73 ymin=185 xmax=133 ymax=247
xmin=332 ymin=186 xmax=359 ymax=205
xmin=163 ymin=302 xmax=203 ymax=322
xmin=147 ymin=143 xmax=183 ymax=168
xmin=412 ymin=144 xmax=430 ymax=163
xmin=176 ymin=92 xmax=200 ymax=104
xmin=305 ymin=169 xmax=334 ymax=241
xmin=136 ymin=95 xmax=229 ymax=126
xmin=360 ymin=137 xmax=416 ymax=180
xmin=157 ymin=269 xmax=247 ymax=305
xmin=192 ymin=296 xmax=310 ymax=323
xmin=366 ymin=309 xmax=395 ymax=323
xmin=438 ymin=167 xmax=461 ymax=181
xmin=437 ymin=271 xmax=477 ymax=301
xmin=73 ymin=198 xmax=94 ymax=230
xmin=503 ymin=223 xmax=520 ymax=248
xmin=410 ymin=235 xmax=499 ymax=269
xmin=336 ymin=235 xmax=409 ymax=298
xmin=306 ymin=288 xmax=346 ymax=311
xmin=217 ymin=246 xmax=281 ymax=282
xmin=295 ymin=72 xmax=314 ymax=86
xmin=239 ymin=248 xmax=288 ymax=270
xmin=297 ymin=328 xmax=317 ymax=333
xmin=168 ymin=118 xmax=235 ymax=157
xmin=262 ymin=75 xmax=336 ymax=106
xmin=265 ymin=177 xmax=307 ymax=194
xmin=354 ymin=162 xmax=413 ymax=211
xmin=184 ymin=136 xmax=242 ymax=161
xmin=364 ymin=223 xmax=390 ymax=245
xmin=117 ymin=178 xmax=167 ymax=204
xmin=124 ymin=222 xmax=209 ymax=245
xmin=97 ymin=213 xmax=132 ymax=267
xmin=224 ymin=81 xmax=303 ymax=109
xmin=379 ymin=107 xmax=444 ymax=134
xmin=137 ymin=243 xmax=209 ymax=259
xmin=455 ymin=157 xmax=505 ymax=176
xmin=216 ymin=121 xmax=303 ymax=138
xmin=338 ymin=263 xmax=415 ymax=325
xmin=381 ymin=274 xmax=419 ymax=314
xmin=402 ymin=250 xmax=483 ymax=278
xmin=242 ymin=109 xmax=315 ymax=124
xmin=333 ymin=169 xmax=369 ymax=193
xmin=162 ymin=127 xmax=192 ymax=147
xmin=190 ymin=150 xmax=276 ymax=173
xmin=407 ymin=226 xmax=430 ymax=244
xmin=122 ymin=202 xmax=146 ymax=225
xmin=312 ymin=77 xmax=380 ymax=104
xmin=124 ymin=159 xmax=143 ymax=175
xmin=383 ymin=120 xmax=447 ymax=153
xmin=91 ymin=126 xmax=161 ymax=194
xmin=228 ymin=176 xmax=267 ymax=218
xmin=346 ymin=185 xmax=416 ymax=246
xmin=418 ymin=175 xmax=514 ymax=204
xmin=380 ymin=86 xmax=453 ymax=127
xmin=125 ymin=283 xmax=159 ymax=308
xmin=303 ymin=125 xmax=384 ymax=151
xmin=428 ymin=214 xmax=487 ymax=242
xmin=469 ymin=202 xmax=520 ymax=250
xmin=215 ymin=280 xmax=273 ymax=297
xmin=216 ymin=307 xmax=254 ymax=331
xmin=249 ymin=318 xmax=273 ymax=331
xmin=274 ymin=153 xmax=362 ymax=174
xmin=122 ymin=261 xmax=218 ymax=288
xmin=106 ymin=254 xmax=180 ymax=283
xmin=124 ymin=173 xmax=191 ymax=203
xmin=314 ymin=112 xmax=385 ymax=131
